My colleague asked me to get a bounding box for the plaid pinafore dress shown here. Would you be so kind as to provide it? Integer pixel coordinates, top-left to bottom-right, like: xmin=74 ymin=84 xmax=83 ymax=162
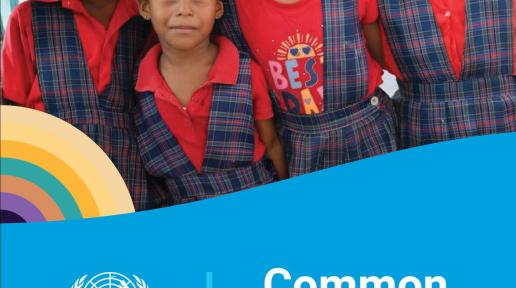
xmin=217 ymin=0 xmax=398 ymax=176
xmin=32 ymin=2 xmax=153 ymax=210
xmin=133 ymin=51 xmax=275 ymax=205
xmin=379 ymin=0 xmax=516 ymax=148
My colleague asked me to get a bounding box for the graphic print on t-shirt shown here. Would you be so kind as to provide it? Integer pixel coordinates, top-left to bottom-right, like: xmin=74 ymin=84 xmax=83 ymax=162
xmin=268 ymin=32 xmax=324 ymax=114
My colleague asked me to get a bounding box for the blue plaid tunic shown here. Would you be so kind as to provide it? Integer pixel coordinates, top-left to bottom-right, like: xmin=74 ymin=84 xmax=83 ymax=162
xmin=134 ymin=52 xmax=275 ymax=205
xmin=217 ymin=0 xmax=398 ymax=176
xmin=32 ymin=2 xmax=154 ymax=211
xmin=379 ymin=0 xmax=516 ymax=148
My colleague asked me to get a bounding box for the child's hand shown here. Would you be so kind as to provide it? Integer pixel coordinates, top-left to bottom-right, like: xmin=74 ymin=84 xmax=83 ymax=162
xmin=256 ymin=118 xmax=289 ymax=180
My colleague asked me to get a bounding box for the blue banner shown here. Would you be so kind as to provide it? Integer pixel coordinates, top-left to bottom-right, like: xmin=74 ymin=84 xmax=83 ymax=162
xmin=2 ymin=133 xmax=515 ymax=288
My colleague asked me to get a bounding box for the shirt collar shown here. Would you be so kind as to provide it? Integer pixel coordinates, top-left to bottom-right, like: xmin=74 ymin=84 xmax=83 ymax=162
xmin=136 ymin=36 xmax=240 ymax=93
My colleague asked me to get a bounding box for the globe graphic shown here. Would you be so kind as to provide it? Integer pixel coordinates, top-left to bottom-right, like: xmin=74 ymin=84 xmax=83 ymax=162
xmin=84 ymin=272 xmax=137 ymax=288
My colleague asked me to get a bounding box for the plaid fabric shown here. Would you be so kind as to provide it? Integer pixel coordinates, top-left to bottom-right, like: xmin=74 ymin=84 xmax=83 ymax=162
xmin=379 ymin=0 xmax=516 ymax=148
xmin=461 ymin=0 xmax=513 ymax=77
xmin=164 ymin=159 xmax=275 ymax=204
xmin=274 ymin=89 xmax=397 ymax=176
xmin=397 ymin=75 xmax=516 ymax=147
xmin=378 ymin=0 xmax=455 ymax=81
xmin=203 ymin=55 xmax=255 ymax=171
xmin=133 ymin=51 xmax=275 ymax=205
xmin=32 ymin=2 xmax=154 ymax=211
xmin=322 ymin=0 xmax=369 ymax=110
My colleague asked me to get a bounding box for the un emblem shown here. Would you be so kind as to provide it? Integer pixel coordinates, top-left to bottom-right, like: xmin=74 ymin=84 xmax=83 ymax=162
xmin=72 ymin=272 xmax=148 ymax=288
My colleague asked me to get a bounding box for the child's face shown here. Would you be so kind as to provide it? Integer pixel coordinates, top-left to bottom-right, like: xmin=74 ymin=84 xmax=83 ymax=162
xmin=140 ymin=0 xmax=224 ymax=51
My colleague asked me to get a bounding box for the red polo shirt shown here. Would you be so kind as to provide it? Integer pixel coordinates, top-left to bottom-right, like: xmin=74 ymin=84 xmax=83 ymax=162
xmin=381 ymin=0 xmax=516 ymax=80
xmin=135 ymin=36 xmax=273 ymax=173
xmin=1 ymin=0 xmax=140 ymax=111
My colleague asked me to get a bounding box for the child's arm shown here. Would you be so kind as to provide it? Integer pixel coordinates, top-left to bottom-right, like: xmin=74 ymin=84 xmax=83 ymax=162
xmin=256 ymin=119 xmax=289 ymax=180
xmin=250 ymin=61 xmax=289 ymax=179
xmin=360 ymin=0 xmax=385 ymax=67
xmin=363 ymin=21 xmax=385 ymax=67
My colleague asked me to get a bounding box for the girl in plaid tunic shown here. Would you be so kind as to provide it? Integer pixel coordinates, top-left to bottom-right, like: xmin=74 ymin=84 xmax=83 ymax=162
xmin=216 ymin=0 xmax=398 ymax=177
xmin=1 ymin=0 xmax=155 ymax=210
xmin=379 ymin=0 xmax=516 ymax=148
xmin=134 ymin=0 xmax=288 ymax=205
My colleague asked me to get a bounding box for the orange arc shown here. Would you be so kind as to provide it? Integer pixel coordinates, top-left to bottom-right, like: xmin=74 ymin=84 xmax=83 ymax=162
xmin=0 ymin=175 xmax=65 ymax=221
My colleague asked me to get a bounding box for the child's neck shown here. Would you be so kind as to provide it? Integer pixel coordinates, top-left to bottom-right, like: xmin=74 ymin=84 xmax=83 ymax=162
xmin=159 ymin=40 xmax=219 ymax=107
xmin=82 ymin=0 xmax=119 ymax=29
xmin=160 ymin=40 xmax=217 ymax=68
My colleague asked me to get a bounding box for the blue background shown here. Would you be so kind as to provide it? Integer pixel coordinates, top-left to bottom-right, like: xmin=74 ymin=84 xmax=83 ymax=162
xmin=2 ymin=133 xmax=515 ymax=287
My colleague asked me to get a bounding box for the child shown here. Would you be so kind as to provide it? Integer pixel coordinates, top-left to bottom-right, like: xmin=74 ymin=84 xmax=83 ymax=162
xmin=1 ymin=0 xmax=154 ymax=210
xmin=134 ymin=0 xmax=288 ymax=205
xmin=216 ymin=0 xmax=398 ymax=176
xmin=378 ymin=0 xmax=516 ymax=148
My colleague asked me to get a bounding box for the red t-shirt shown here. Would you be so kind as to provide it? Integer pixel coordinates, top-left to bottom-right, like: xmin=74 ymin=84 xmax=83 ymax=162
xmin=235 ymin=0 xmax=383 ymax=115
xmin=381 ymin=0 xmax=516 ymax=80
xmin=135 ymin=36 xmax=274 ymax=173
xmin=1 ymin=0 xmax=140 ymax=111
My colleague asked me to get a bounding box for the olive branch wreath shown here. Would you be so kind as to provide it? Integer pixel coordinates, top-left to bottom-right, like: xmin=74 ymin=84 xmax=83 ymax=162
xmin=71 ymin=275 xmax=87 ymax=288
